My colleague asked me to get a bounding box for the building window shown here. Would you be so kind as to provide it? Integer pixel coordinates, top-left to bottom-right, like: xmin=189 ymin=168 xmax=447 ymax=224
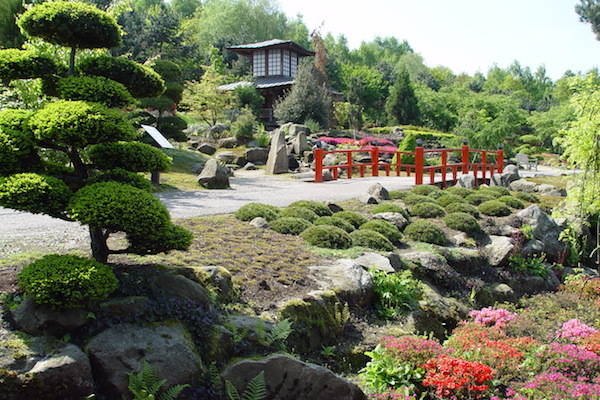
xmin=268 ymin=49 xmax=281 ymax=75
xmin=290 ymin=52 xmax=298 ymax=77
xmin=253 ymin=50 xmax=265 ymax=76
xmin=282 ymin=49 xmax=290 ymax=76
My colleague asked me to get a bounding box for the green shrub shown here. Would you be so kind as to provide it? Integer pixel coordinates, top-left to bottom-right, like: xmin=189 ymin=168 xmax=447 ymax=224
xmin=404 ymin=220 xmax=447 ymax=245
xmin=269 ymin=217 xmax=311 ymax=235
xmin=280 ymin=206 xmax=318 ymax=222
xmin=0 ymin=133 xmax=20 ymax=176
xmin=0 ymin=49 xmax=57 ymax=82
xmin=403 ymin=194 xmax=437 ymax=206
xmin=289 ymin=200 xmax=333 ymax=217
xmin=349 ymin=229 xmax=394 ymax=251
xmin=443 ymin=212 xmax=481 ymax=234
xmin=519 ymin=134 xmax=541 ymax=146
xmin=370 ymin=269 xmax=422 ymax=319
xmin=409 ymin=202 xmax=445 ymax=218
xmin=478 ymin=186 xmax=511 ymax=196
xmin=235 ymin=203 xmax=280 ymax=222
xmin=0 ymin=173 xmax=71 ymax=217
xmin=29 ymin=100 xmax=136 ymax=147
xmin=445 ymin=186 xmax=474 ymax=197
xmin=478 ymin=200 xmax=512 ymax=217
xmin=371 ymin=202 xmax=409 ymax=218
xmin=360 ymin=220 xmax=402 ymax=243
xmin=127 ymin=224 xmax=192 ymax=255
xmin=234 ymin=85 xmax=264 ymax=117
xmin=88 ymin=168 xmax=152 ymax=192
xmin=393 ymin=134 xmax=416 ymax=164
xmin=157 ymin=115 xmax=187 ymax=142
xmin=389 ymin=190 xmax=409 ymax=200
xmin=314 ymin=216 xmax=355 ymax=232
xmin=508 ymin=254 xmax=548 ymax=278
xmin=498 ymin=195 xmax=525 ymax=209
xmin=411 ymin=185 xmax=440 ymax=196
xmin=88 ymin=142 xmax=171 ymax=172
xmin=333 ymin=211 xmax=368 ymax=228
xmin=139 ymin=96 xmax=174 ymax=112
xmin=148 ymin=59 xmax=182 ymax=82
xmin=445 ymin=202 xmax=480 ymax=218
xmin=57 ymin=76 xmax=134 ymax=108
xmin=300 ymin=225 xmax=352 ymax=249
xmin=0 ymin=110 xmax=40 ymax=174
xmin=465 ymin=193 xmax=495 ymax=205
xmin=18 ymin=254 xmax=118 ymax=309
xmin=514 ymin=192 xmax=540 ymax=203
xmin=163 ymin=81 xmax=184 ymax=104
xmin=436 ymin=193 xmax=466 ymax=207
xmin=79 ymin=55 xmax=165 ymax=98
xmin=427 ymin=190 xmax=445 ymax=199
xmin=231 ymin=110 xmax=256 ymax=141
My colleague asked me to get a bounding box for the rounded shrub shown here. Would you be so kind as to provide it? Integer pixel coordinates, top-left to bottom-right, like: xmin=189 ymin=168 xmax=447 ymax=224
xmin=0 ymin=173 xmax=71 ymax=217
xmin=349 ymin=229 xmax=394 ymax=251
xmin=478 ymin=200 xmax=512 ymax=217
xmin=466 ymin=193 xmax=495 ymax=206
xmin=360 ymin=220 xmax=402 ymax=243
xmin=87 ymin=168 xmax=152 ymax=192
xmin=445 ymin=186 xmax=474 ymax=197
xmin=443 ymin=212 xmax=481 ymax=234
xmin=478 ymin=186 xmax=511 ymax=197
xmin=57 ymin=76 xmax=134 ymax=108
xmin=78 ymin=55 xmax=165 ymax=98
xmin=163 ymin=81 xmax=184 ymax=104
xmin=88 ymin=142 xmax=171 ymax=172
xmin=409 ymin=202 xmax=446 ymax=218
xmin=148 ymin=59 xmax=182 ymax=82
xmin=411 ymin=185 xmax=440 ymax=196
xmin=514 ymin=191 xmax=540 ymax=203
xmin=157 ymin=115 xmax=188 ymax=142
xmin=314 ymin=216 xmax=355 ymax=233
xmin=139 ymin=96 xmax=174 ymax=112
xmin=498 ymin=195 xmax=525 ymax=209
xmin=280 ymin=206 xmax=318 ymax=222
xmin=0 ymin=133 xmax=20 ymax=176
xmin=127 ymin=224 xmax=192 ymax=255
xmin=427 ymin=190 xmax=445 ymax=200
xmin=269 ymin=217 xmax=311 ymax=235
xmin=333 ymin=211 xmax=368 ymax=228
xmin=0 ymin=110 xmax=39 ymax=174
xmin=0 ymin=49 xmax=57 ymax=82
xmin=231 ymin=111 xmax=256 ymax=142
xmin=404 ymin=220 xmax=448 ymax=245
xmin=18 ymin=254 xmax=118 ymax=309
xmin=289 ymin=200 xmax=333 ymax=217
xmin=235 ymin=202 xmax=280 ymax=222
xmin=436 ymin=193 xmax=467 ymax=207
xmin=445 ymin=202 xmax=480 ymax=218
xmin=29 ymin=100 xmax=136 ymax=147
xmin=371 ymin=202 xmax=408 ymax=217
xmin=404 ymin=193 xmax=437 ymax=206
xmin=389 ymin=190 xmax=409 ymax=200
xmin=520 ymin=134 xmax=542 ymax=146
xmin=300 ymin=225 xmax=352 ymax=249
xmin=19 ymin=1 xmax=121 ymax=49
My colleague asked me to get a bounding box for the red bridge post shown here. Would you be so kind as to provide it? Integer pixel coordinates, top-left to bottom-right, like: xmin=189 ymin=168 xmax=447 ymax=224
xmin=497 ymin=145 xmax=504 ymax=173
xmin=314 ymin=148 xmax=324 ymax=183
xmin=371 ymin=147 xmax=379 ymax=177
xmin=415 ymin=141 xmax=424 ymax=185
xmin=461 ymin=140 xmax=470 ymax=175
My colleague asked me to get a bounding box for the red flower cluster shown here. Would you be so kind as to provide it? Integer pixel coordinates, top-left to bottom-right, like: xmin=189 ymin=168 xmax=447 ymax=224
xmin=579 ymin=331 xmax=600 ymax=355
xmin=422 ymin=356 xmax=494 ymax=399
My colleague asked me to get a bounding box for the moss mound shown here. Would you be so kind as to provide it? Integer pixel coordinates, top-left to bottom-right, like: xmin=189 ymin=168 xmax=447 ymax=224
xmin=409 ymin=202 xmax=445 ymax=218
xmin=300 ymin=225 xmax=352 ymax=249
xmin=498 ymin=195 xmax=525 ymax=209
xmin=314 ymin=216 xmax=355 ymax=233
xmin=411 ymin=185 xmax=440 ymax=196
xmin=269 ymin=217 xmax=312 ymax=235
xmin=445 ymin=202 xmax=480 ymax=218
xmin=465 ymin=193 xmax=495 ymax=205
xmin=445 ymin=186 xmax=474 ymax=197
xmin=280 ymin=206 xmax=318 ymax=222
xmin=514 ymin=192 xmax=540 ymax=203
xmin=443 ymin=212 xmax=481 ymax=234
xmin=360 ymin=219 xmax=402 ymax=243
xmin=478 ymin=186 xmax=511 ymax=196
xmin=235 ymin=203 xmax=280 ymax=222
xmin=289 ymin=200 xmax=332 ymax=216
xmin=349 ymin=229 xmax=394 ymax=251
xmin=404 ymin=194 xmax=437 ymax=206
xmin=389 ymin=190 xmax=409 ymax=200
xmin=436 ymin=193 xmax=467 ymax=207
xmin=478 ymin=200 xmax=512 ymax=217
xmin=404 ymin=220 xmax=448 ymax=245
xmin=371 ymin=202 xmax=409 ymax=219
xmin=333 ymin=211 xmax=368 ymax=229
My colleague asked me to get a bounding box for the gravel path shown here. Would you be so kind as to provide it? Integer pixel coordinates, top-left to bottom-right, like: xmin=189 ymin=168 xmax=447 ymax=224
xmin=0 ymin=166 xmax=575 ymax=256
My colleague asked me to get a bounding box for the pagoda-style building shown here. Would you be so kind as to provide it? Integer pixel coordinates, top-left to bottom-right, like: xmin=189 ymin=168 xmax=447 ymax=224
xmin=219 ymin=39 xmax=315 ymax=123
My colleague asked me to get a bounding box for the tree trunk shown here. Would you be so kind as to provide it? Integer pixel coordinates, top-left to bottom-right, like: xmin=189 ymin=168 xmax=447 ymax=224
xmin=69 ymin=47 xmax=76 ymax=76
xmin=89 ymin=226 xmax=109 ymax=263
xmin=151 ymin=171 xmax=160 ymax=185
xmin=68 ymin=148 xmax=88 ymax=183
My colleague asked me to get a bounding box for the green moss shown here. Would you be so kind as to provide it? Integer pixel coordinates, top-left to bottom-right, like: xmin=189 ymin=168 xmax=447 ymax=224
xmin=389 ymin=190 xmax=410 ymax=200
xmin=514 ymin=192 xmax=540 ymax=203
xmin=300 ymin=225 xmax=352 ymax=249
xmin=288 ymin=200 xmax=332 ymax=216
xmin=403 ymin=193 xmax=437 ymax=206
xmin=279 ymin=206 xmax=318 ymax=222
xmin=478 ymin=200 xmax=512 ymax=217
xmin=436 ymin=193 xmax=467 ymax=207
xmin=235 ymin=202 xmax=280 ymax=222
xmin=411 ymin=185 xmax=440 ymax=196
xmin=269 ymin=217 xmax=312 ymax=235
xmin=498 ymin=195 xmax=525 ymax=209
xmin=478 ymin=186 xmax=511 ymax=196
xmin=404 ymin=220 xmax=448 ymax=245
xmin=443 ymin=212 xmax=481 ymax=234
xmin=371 ymin=202 xmax=409 ymax=219
xmin=360 ymin=219 xmax=402 ymax=243
xmin=333 ymin=211 xmax=368 ymax=228
xmin=409 ymin=202 xmax=445 ymax=218
xmin=314 ymin=216 xmax=355 ymax=232
xmin=349 ymin=229 xmax=394 ymax=251
xmin=445 ymin=202 xmax=480 ymax=218
xmin=444 ymin=186 xmax=474 ymax=197
xmin=465 ymin=193 xmax=495 ymax=205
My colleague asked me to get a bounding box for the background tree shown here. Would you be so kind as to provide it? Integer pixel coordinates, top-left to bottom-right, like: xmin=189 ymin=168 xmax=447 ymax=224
xmin=576 ymin=0 xmax=600 ymax=40
xmin=0 ymin=0 xmax=26 ymax=49
xmin=385 ymin=67 xmax=420 ymax=125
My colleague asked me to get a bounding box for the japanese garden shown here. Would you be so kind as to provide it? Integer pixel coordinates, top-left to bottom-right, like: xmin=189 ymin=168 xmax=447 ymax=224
xmin=0 ymin=1 xmax=599 ymax=399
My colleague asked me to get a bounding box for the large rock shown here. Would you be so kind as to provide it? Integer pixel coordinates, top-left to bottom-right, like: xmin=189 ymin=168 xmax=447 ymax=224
xmin=197 ymin=143 xmax=216 ymax=155
xmin=292 ymin=131 xmax=309 ymax=155
xmin=458 ymin=174 xmax=475 ymax=189
xmin=516 ymin=205 xmax=565 ymax=259
xmin=373 ymin=212 xmax=408 ymax=230
xmin=491 ymin=164 xmax=520 ymax=187
xmin=217 ymin=136 xmax=237 ymax=148
xmin=222 ymin=354 xmax=367 ymax=400
xmin=216 ymin=151 xmax=237 ymax=164
xmin=367 ymin=183 xmax=390 ymax=201
xmin=509 ymin=179 xmax=537 ymax=193
xmin=147 ymin=269 xmax=213 ymax=308
xmin=359 ymin=194 xmax=378 ymax=204
xmin=86 ymin=322 xmax=203 ymax=398
xmin=245 ymin=147 xmax=269 ymax=164
xmin=354 ymin=252 xmax=395 ymax=273
xmin=11 ymin=297 xmax=89 ymax=335
xmin=265 ymin=130 xmax=289 ymax=174
xmin=288 ymin=124 xmax=309 ymax=137
xmin=535 ymin=183 xmax=566 ymax=197
xmin=249 ymin=217 xmax=268 ymax=228
xmin=195 ymin=266 xmax=234 ymax=302
xmin=309 ymin=259 xmax=373 ymax=307
xmin=197 ymin=159 xmax=230 ymax=189
xmin=484 ymin=235 xmax=515 ymax=267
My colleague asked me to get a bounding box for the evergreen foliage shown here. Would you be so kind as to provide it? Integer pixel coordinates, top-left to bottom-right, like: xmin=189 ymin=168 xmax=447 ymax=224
xmin=386 ymin=68 xmax=420 ymax=125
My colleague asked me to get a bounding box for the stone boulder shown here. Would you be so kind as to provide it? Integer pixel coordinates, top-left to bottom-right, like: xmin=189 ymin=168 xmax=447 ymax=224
xmin=516 ymin=205 xmax=565 ymax=259
xmin=146 ymin=269 xmax=213 ymax=308
xmin=288 ymin=123 xmax=310 ymax=137
xmin=266 ymin=129 xmax=289 ymax=174
xmin=245 ymin=147 xmax=269 ymax=164
xmin=476 ymin=283 xmax=516 ymax=307
xmin=292 ymin=131 xmax=309 ymax=155
xmin=11 ymin=297 xmax=89 ymax=335
xmin=196 ymin=266 xmax=234 ymax=302
xmin=509 ymin=179 xmax=537 ymax=193
xmin=359 ymin=194 xmax=379 ymax=204
xmin=373 ymin=212 xmax=408 ymax=230
xmin=354 ymin=252 xmax=395 ymax=273
xmin=217 ymin=136 xmax=237 ymax=148
xmin=535 ymin=183 xmax=566 ymax=197
xmin=234 ymin=155 xmax=247 ymax=167
xmin=241 ymin=162 xmax=257 ymax=170
xmin=250 ymin=217 xmax=269 ymax=228
xmin=222 ymin=354 xmax=367 ymax=400
xmin=458 ymin=174 xmax=475 ymax=188
xmin=288 ymin=155 xmax=300 ymax=170
xmin=484 ymin=235 xmax=515 ymax=267
xmin=309 ymin=259 xmax=373 ymax=307
xmin=491 ymin=164 xmax=520 ymax=187
xmin=197 ymin=159 xmax=230 ymax=189
xmin=216 ymin=151 xmax=237 ymax=164
xmin=197 ymin=143 xmax=216 ymax=155
xmin=367 ymin=183 xmax=390 ymax=201
xmin=209 ymin=123 xmax=228 ymax=137
xmin=325 ymin=200 xmax=343 ymax=213
xmin=86 ymin=322 xmax=202 ymax=398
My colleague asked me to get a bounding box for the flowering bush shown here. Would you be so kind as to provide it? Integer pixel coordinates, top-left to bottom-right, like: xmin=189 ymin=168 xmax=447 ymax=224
xmin=579 ymin=331 xmax=600 ymax=355
xmin=532 ymin=342 xmax=600 ymax=379
xmin=422 ymin=355 xmax=494 ymax=399
xmin=505 ymin=372 xmax=600 ymax=400
xmin=469 ymin=307 xmax=517 ymax=329
xmin=561 ymin=274 xmax=600 ymax=303
xmin=555 ymin=318 xmax=598 ymax=341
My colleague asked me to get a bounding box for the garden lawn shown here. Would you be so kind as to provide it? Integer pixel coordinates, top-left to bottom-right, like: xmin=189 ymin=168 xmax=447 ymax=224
xmin=151 ymin=148 xmax=209 ymax=192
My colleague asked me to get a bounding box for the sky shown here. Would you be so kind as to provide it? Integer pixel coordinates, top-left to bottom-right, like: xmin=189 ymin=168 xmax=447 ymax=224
xmin=276 ymin=0 xmax=598 ymax=80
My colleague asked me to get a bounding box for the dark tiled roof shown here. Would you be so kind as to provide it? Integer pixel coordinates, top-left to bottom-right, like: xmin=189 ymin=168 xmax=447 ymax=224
xmin=218 ymin=76 xmax=295 ymax=91
xmin=227 ymin=39 xmax=315 ymax=56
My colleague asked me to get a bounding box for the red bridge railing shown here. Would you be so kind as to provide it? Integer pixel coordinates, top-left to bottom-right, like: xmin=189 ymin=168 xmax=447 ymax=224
xmin=313 ymin=141 xmax=503 ymax=187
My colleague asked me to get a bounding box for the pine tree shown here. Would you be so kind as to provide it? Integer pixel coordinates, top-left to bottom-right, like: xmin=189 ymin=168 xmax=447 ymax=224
xmin=385 ymin=68 xmax=420 ymax=125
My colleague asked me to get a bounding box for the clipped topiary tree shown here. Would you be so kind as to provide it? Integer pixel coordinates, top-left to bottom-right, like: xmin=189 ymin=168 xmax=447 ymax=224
xmin=0 ymin=1 xmax=190 ymax=263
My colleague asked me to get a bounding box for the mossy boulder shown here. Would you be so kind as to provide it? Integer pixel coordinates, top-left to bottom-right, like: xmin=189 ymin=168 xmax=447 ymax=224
xmin=465 ymin=193 xmax=495 ymax=205
xmin=403 ymin=193 xmax=437 ymax=206
xmin=411 ymin=185 xmax=440 ymax=196
xmin=409 ymin=202 xmax=445 ymax=218
xmin=445 ymin=202 xmax=480 ymax=218
xmin=445 ymin=187 xmax=474 ymax=197
xmin=478 ymin=200 xmax=512 ymax=217
xmin=443 ymin=212 xmax=481 ymax=234
xmin=314 ymin=216 xmax=355 ymax=232
xmin=289 ymin=200 xmax=332 ymax=216
xmin=235 ymin=202 xmax=279 ymax=222
xmin=436 ymin=193 xmax=466 ymax=207
xmin=300 ymin=225 xmax=352 ymax=249
xmin=333 ymin=211 xmax=368 ymax=229
xmin=280 ymin=206 xmax=318 ymax=222
xmin=498 ymin=195 xmax=525 ymax=209
xmin=269 ymin=217 xmax=312 ymax=235
xmin=404 ymin=220 xmax=448 ymax=245
xmin=349 ymin=229 xmax=394 ymax=251
xmin=360 ymin=219 xmax=402 ymax=243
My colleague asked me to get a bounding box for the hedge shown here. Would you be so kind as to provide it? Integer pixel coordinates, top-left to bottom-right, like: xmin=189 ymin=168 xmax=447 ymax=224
xmin=300 ymin=225 xmax=352 ymax=249
xmin=269 ymin=217 xmax=312 ymax=235
xmin=235 ymin=203 xmax=280 ymax=222
xmin=57 ymin=75 xmax=134 ymax=108
xmin=349 ymin=229 xmax=394 ymax=251
xmin=88 ymin=142 xmax=171 ymax=172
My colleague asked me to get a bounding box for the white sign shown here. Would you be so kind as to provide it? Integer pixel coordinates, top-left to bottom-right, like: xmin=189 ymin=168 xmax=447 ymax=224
xmin=141 ymin=125 xmax=174 ymax=149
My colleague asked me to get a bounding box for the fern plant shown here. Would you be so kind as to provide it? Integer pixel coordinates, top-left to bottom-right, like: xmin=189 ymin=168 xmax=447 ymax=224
xmin=128 ymin=361 xmax=189 ymax=400
xmin=225 ymin=371 xmax=267 ymax=400
xmin=256 ymin=319 xmax=292 ymax=350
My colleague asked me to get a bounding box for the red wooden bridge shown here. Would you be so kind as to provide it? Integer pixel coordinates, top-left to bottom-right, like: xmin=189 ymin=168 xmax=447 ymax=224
xmin=313 ymin=140 xmax=504 ymax=187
